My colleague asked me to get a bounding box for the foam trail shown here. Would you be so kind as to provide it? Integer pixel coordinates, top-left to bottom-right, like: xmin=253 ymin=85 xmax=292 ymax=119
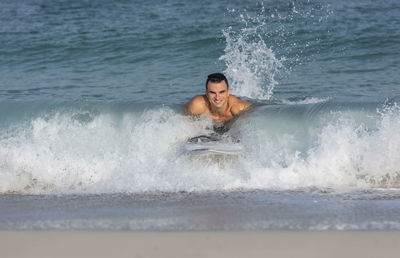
xmin=281 ymin=97 xmax=331 ymax=105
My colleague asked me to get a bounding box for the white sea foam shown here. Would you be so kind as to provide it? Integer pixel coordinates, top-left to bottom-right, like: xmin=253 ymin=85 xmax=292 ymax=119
xmin=1 ymin=103 xmax=400 ymax=194
xmin=244 ymin=103 xmax=400 ymax=190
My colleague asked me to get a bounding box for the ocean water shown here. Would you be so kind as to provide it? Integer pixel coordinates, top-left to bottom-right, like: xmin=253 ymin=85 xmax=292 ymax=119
xmin=1 ymin=0 xmax=400 ymax=231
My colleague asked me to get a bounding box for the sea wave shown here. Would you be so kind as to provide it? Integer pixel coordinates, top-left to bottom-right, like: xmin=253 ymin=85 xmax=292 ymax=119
xmin=1 ymin=101 xmax=400 ymax=194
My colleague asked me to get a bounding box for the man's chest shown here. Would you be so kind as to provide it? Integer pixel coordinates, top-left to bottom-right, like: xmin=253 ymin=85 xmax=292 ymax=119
xmin=208 ymin=110 xmax=234 ymax=122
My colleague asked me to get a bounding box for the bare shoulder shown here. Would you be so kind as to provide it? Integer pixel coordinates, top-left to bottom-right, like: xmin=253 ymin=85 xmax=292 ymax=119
xmin=229 ymin=95 xmax=253 ymax=115
xmin=184 ymin=95 xmax=208 ymax=115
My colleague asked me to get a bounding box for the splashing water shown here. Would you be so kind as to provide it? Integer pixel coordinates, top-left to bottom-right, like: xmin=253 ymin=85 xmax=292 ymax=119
xmin=1 ymin=101 xmax=400 ymax=195
xmin=219 ymin=2 xmax=332 ymax=101
xmin=220 ymin=6 xmax=284 ymax=100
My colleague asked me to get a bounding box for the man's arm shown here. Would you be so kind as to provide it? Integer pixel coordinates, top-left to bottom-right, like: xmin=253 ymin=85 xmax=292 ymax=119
xmin=184 ymin=95 xmax=207 ymax=116
xmin=230 ymin=96 xmax=253 ymax=116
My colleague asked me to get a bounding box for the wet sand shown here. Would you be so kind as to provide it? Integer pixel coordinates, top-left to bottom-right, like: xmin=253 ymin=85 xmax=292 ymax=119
xmin=1 ymin=231 xmax=400 ymax=258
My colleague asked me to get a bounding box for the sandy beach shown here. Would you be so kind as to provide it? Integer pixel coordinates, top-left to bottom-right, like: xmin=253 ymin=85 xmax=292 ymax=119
xmin=1 ymin=231 xmax=399 ymax=258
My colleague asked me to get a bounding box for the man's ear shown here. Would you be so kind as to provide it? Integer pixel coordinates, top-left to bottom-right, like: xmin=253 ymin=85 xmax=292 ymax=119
xmin=228 ymin=88 xmax=231 ymax=96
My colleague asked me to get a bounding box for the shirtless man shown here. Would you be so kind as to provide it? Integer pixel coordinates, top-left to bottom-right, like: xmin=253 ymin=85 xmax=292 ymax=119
xmin=184 ymin=73 xmax=252 ymax=123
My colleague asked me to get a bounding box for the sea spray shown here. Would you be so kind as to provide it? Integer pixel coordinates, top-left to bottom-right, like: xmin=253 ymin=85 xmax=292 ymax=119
xmin=1 ymin=101 xmax=400 ymax=194
xmin=220 ymin=5 xmax=284 ymax=100
xmin=219 ymin=1 xmax=332 ymax=101
xmin=245 ymin=102 xmax=400 ymax=189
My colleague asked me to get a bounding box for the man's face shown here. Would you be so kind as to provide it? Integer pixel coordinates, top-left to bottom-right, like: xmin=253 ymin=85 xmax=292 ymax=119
xmin=206 ymin=81 xmax=230 ymax=109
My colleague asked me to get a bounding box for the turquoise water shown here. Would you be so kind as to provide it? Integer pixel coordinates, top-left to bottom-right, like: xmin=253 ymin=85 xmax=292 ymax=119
xmin=1 ymin=0 xmax=400 ymax=230
xmin=1 ymin=0 xmax=399 ymax=103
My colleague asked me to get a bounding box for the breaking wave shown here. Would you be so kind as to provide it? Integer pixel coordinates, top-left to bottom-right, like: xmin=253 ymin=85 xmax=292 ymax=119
xmin=1 ymin=101 xmax=400 ymax=194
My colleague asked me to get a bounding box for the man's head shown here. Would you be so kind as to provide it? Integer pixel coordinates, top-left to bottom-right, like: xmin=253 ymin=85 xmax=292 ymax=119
xmin=205 ymin=73 xmax=230 ymax=110
xmin=206 ymin=73 xmax=229 ymax=90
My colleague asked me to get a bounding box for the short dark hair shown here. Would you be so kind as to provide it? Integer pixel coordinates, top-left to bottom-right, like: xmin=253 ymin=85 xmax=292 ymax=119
xmin=206 ymin=73 xmax=229 ymax=90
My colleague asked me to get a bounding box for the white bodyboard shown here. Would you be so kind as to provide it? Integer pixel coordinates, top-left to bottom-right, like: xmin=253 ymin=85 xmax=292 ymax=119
xmin=183 ymin=135 xmax=243 ymax=155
